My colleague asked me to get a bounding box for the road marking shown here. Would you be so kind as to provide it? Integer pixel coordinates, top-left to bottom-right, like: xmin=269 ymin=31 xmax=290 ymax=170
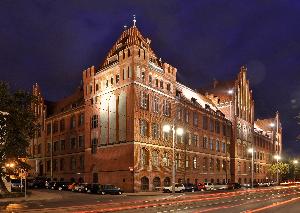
xmin=177 ymin=209 xmax=181 ymax=211
xmin=170 ymin=210 xmax=174 ymax=212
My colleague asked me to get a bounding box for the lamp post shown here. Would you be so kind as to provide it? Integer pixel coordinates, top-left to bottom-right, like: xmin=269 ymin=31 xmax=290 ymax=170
xmin=293 ymin=160 xmax=298 ymax=182
xmin=248 ymin=148 xmax=254 ymax=188
xmin=163 ymin=124 xmax=183 ymax=194
xmin=227 ymin=89 xmax=234 ymax=119
xmin=274 ymin=155 xmax=281 ymax=185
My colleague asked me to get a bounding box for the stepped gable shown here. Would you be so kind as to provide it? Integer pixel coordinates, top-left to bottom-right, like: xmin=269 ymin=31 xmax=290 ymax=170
xmin=255 ymin=118 xmax=276 ymax=132
xmin=98 ymin=25 xmax=162 ymax=72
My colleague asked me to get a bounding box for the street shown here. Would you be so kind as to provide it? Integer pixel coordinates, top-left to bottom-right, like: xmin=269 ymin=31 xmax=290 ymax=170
xmin=1 ymin=185 xmax=300 ymax=213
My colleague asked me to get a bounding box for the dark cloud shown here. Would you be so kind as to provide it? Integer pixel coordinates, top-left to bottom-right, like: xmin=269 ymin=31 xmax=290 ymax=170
xmin=1 ymin=0 xmax=300 ymax=156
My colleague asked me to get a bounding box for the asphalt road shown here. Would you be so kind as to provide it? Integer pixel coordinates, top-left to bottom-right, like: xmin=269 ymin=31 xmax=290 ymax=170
xmin=1 ymin=186 xmax=300 ymax=213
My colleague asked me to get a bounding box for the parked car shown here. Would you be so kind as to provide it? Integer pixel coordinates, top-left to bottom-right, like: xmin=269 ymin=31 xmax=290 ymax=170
xmin=11 ymin=179 xmax=23 ymax=191
xmin=101 ymin=184 xmax=123 ymax=195
xmin=163 ymin=183 xmax=185 ymax=193
xmin=227 ymin=182 xmax=241 ymax=189
xmin=68 ymin=182 xmax=77 ymax=191
xmin=84 ymin=184 xmax=105 ymax=194
xmin=56 ymin=182 xmax=71 ymax=191
xmin=204 ymin=182 xmax=214 ymax=190
xmin=183 ymin=183 xmax=197 ymax=192
xmin=74 ymin=183 xmax=89 ymax=192
xmin=47 ymin=181 xmax=58 ymax=190
xmin=197 ymin=183 xmax=206 ymax=191
xmin=30 ymin=179 xmax=48 ymax=189
xmin=214 ymin=183 xmax=229 ymax=190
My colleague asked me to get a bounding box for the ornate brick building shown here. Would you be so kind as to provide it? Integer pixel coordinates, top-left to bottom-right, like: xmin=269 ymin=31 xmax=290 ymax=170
xmin=28 ymin=20 xmax=282 ymax=192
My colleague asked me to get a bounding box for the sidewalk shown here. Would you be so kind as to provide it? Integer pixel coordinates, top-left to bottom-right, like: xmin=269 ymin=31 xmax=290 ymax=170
xmin=124 ymin=191 xmax=165 ymax=196
xmin=0 ymin=190 xmax=62 ymax=203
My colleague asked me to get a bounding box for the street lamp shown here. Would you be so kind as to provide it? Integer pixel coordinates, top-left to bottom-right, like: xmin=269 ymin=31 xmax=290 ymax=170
xmin=248 ymin=148 xmax=254 ymax=188
xmin=227 ymin=89 xmax=234 ymax=118
xmin=274 ymin=155 xmax=281 ymax=185
xmin=163 ymin=124 xmax=183 ymax=194
xmin=293 ymin=160 xmax=298 ymax=182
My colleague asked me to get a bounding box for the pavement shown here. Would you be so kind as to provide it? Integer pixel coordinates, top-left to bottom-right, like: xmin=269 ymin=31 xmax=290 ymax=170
xmin=1 ymin=186 xmax=300 ymax=212
xmin=0 ymin=190 xmax=62 ymax=203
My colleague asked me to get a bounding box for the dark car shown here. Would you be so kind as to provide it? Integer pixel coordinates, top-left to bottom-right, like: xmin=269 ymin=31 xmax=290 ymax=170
xmin=11 ymin=179 xmax=23 ymax=191
xmin=47 ymin=181 xmax=57 ymax=190
xmin=101 ymin=184 xmax=123 ymax=195
xmin=84 ymin=184 xmax=105 ymax=194
xmin=183 ymin=183 xmax=197 ymax=192
xmin=56 ymin=182 xmax=71 ymax=191
xmin=228 ymin=182 xmax=241 ymax=190
xmin=30 ymin=179 xmax=47 ymax=189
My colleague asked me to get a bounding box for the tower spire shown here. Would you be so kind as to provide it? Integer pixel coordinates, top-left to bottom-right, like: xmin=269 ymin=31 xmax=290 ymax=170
xmin=133 ymin=14 xmax=136 ymax=27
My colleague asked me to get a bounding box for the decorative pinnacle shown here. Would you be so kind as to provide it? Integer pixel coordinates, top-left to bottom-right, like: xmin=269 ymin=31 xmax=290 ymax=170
xmin=133 ymin=15 xmax=136 ymax=27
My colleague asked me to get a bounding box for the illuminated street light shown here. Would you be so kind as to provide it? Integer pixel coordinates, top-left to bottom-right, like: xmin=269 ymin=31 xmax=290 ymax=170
xmin=270 ymin=123 xmax=275 ymax=128
xmin=176 ymin=128 xmax=184 ymax=136
xmin=228 ymin=89 xmax=234 ymax=95
xmin=163 ymin=124 xmax=184 ymax=194
xmin=293 ymin=160 xmax=298 ymax=182
xmin=248 ymin=148 xmax=254 ymax=188
xmin=163 ymin=125 xmax=171 ymax=133
xmin=274 ymin=155 xmax=281 ymax=185
xmin=274 ymin=155 xmax=281 ymax=161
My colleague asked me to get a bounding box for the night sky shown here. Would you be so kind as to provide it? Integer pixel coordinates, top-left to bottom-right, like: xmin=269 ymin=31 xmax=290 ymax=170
xmin=1 ymin=1 xmax=300 ymax=156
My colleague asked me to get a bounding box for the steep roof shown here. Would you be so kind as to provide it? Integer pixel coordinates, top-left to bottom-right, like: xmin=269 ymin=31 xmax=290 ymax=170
xmin=176 ymin=82 xmax=218 ymax=111
xmin=46 ymin=86 xmax=84 ymax=117
xmin=198 ymin=79 xmax=235 ymax=103
xmin=254 ymin=118 xmax=276 ymax=132
xmin=98 ymin=24 xmax=162 ymax=72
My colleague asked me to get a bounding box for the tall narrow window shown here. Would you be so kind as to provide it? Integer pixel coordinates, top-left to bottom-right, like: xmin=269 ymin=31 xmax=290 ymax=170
xmin=140 ymin=119 xmax=148 ymax=137
xmin=152 ymin=123 xmax=159 ymax=139
xmin=91 ymin=138 xmax=98 ymax=154
xmin=70 ymin=115 xmax=76 ymax=129
xmin=193 ymin=157 xmax=197 ymax=169
xmin=193 ymin=112 xmax=198 ymax=126
xmin=152 ymin=150 xmax=159 ymax=167
xmin=140 ymin=91 xmax=149 ymax=110
xmin=116 ymin=74 xmax=120 ymax=83
xmin=78 ymin=113 xmax=84 ymax=126
xmin=153 ymin=96 xmax=159 ymax=113
xmin=203 ymin=116 xmax=208 ymax=130
xmin=163 ymin=152 xmax=169 ymax=166
xmin=91 ymin=115 xmax=98 ymax=129
xmin=149 ymin=75 xmax=152 ymax=85
xmin=141 ymin=148 xmax=149 ymax=166
xmin=162 ymin=100 xmax=171 ymax=116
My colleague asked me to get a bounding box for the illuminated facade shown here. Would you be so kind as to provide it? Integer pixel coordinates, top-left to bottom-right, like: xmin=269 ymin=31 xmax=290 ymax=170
xmin=28 ymin=20 xmax=282 ymax=191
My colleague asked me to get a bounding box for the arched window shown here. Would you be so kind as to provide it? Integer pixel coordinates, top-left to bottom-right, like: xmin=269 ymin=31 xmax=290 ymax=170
xmin=141 ymin=176 xmax=149 ymax=191
xmin=153 ymin=177 xmax=161 ymax=190
xmin=152 ymin=150 xmax=159 ymax=167
xmin=163 ymin=177 xmax=171 ymax=186
xmin=141 ymin=148 xmax=149 ymax=166
xmin=162 ymin=152 xmax=169 ymax=167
